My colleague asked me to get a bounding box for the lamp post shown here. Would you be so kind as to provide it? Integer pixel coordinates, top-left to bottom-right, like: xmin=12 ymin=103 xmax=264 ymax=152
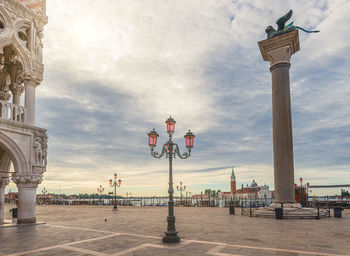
xmin=185 ymin=191 xmax=192 ymax=206
xmin=126 ymin=192 xmax=131 ymax=206
xmin=306 ymin=182 xmax=309 ymax=207
xmin=97 ymin=185 xmax=104 ymax=205
xmin=148 ymin=116 xmax=195 ymax=244
xmin=109 ymin=173 xmax=122 ymax=211
xmin=41 ymin=188 xmax=47 ymax=205
xmin=176 ymin=182 xmax=186 ymax=206
xmin=299 ymin=178 xmax=303 ymax=207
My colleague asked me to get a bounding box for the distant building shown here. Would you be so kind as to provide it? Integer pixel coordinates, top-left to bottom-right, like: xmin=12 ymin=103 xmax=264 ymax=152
xmin=218 ymin=168 xmax=274 ymax=200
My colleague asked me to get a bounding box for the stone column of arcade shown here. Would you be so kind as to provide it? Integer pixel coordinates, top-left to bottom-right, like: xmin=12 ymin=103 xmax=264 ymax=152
xmin=11 ymin=83 xmax=24 ymax=105
xmin=0 ymin=178 xmax=10 ymax=223
xmin=13 ymin=175 xmax=41 ymax=224
xmin=24 ymin=79 xmax=37 ymax=126
xmin=258 ymin=30 xmax=300 ymax=205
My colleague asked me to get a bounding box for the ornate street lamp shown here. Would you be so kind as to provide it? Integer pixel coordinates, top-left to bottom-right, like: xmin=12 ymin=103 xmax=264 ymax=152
xmin=299 ymin=178 xmax=303 ymax=207
xmin=176 ymin=182 xmax=186 ymax=206
xmin=109 ymin=173 xmax=122 ymax=211
xmin=148 ymin=116 xmax=195 ymax=244
xmin=97 ymin=185 xmax=104 ymax=205
xmin=185 ymin=191 xmax=192 ymax=206
xmin=41 ymin=187 xmax=47 ymax=205
xmin=306 ymin=182 xmax=310 ymax=206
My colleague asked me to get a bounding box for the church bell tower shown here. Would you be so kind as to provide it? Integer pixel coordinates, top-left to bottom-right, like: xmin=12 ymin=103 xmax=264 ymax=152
xmin=230 ymin=167 xmax=236 ymax=193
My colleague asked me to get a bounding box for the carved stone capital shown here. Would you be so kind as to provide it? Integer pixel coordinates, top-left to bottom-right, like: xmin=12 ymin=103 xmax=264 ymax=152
xmin=0 ymin=178 xmax=10 ymax=187
xmin=267 ymin=46 xmax=291 ymax=68
xmin=0 ymin=91 xmax=11 ymax=101
xmin=12 ymin=173 xmax=42 ymax=185
xmin=10 ymin=82 xmax=24 ymax=95
xmin=23 ymin=71 xmax=42 ymax=86
xmin=258 ymin=30 xmax=300 ymax=68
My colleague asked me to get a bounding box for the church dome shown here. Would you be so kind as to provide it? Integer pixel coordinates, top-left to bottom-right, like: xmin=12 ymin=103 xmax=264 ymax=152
xmin=250 ymin=179 xmax=258 ymax=187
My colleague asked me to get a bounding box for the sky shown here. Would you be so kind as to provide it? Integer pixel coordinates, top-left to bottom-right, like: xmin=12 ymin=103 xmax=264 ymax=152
xmin=7 ymin=0 xmax=350 ymax=196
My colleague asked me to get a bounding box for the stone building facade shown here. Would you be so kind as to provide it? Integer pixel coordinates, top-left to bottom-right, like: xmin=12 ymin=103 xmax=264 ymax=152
xmin=0 ymin=0 xmax=47 ymax=224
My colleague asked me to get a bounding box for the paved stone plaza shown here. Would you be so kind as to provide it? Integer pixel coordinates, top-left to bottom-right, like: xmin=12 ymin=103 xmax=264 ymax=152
xmin=0 ymin=205 xmax=349 ymax=256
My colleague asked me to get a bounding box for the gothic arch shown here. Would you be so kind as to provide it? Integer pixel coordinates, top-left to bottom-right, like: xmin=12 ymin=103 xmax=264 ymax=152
xmin=0 ymin=131 xmax=28 ymax=173
xmin=0 ymin=4 xmax=14 ymax=33
xmin=0 ymin=6 xmax=31 ymax=72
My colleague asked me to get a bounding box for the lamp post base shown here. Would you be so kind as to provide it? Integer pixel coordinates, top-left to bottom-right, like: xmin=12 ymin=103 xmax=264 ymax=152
xmin=162 ymin=230 xmax=180 ymax=244
xmin=112 ymin=207 xmax=118 ymax=211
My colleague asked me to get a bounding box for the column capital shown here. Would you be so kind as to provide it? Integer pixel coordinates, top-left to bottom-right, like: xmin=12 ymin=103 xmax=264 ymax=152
xmin=258 ymin=30 xmax=300 ymax=68
xmin=0 ymin=91 xmax=11 ymax=101
xmin=24 ymin=76 xmax=39 ymax=87
xmin=12 ymin=173 xmax=42 ymax=187
xmin=10 ymin=82 xmax=24 ymax=95
xmin=0 ymin=178 xmax=10 ymax=187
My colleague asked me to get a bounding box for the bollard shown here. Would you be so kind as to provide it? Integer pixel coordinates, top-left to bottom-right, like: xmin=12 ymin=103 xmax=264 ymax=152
xmin=229 ymin=205 xmax=235 ymax=215
xmin=275 ymin=208 xmax=283 ymax=219
xmin=334 ymin=207 xmax=344 ymax=218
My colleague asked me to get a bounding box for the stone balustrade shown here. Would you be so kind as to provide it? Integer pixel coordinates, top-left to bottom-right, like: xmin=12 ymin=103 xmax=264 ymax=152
xmin=0 ymin=100 xmax=27 ymax=123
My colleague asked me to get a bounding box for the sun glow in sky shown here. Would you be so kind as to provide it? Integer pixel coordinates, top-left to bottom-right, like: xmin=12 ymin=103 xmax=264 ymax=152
xmin=6 ymin=0 xmax=350 ymax=197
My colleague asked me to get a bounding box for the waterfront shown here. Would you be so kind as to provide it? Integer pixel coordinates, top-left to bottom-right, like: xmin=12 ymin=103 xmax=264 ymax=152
xmin=1 ymin=204 xmax=349 ymax=255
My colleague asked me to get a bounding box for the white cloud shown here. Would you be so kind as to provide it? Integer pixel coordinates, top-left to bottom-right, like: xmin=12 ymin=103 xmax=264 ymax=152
xmin=33 ymin=0 xmax=350 ymax=195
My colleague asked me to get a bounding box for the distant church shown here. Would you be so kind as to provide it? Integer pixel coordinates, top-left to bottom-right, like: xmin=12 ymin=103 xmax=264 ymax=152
xmin=220 ymin=168 xmax=273 ymax=200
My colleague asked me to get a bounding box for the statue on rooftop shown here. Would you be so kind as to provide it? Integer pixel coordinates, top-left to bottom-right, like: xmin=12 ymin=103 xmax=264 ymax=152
xmin=265 ymin=10 xmax=320 ymax=39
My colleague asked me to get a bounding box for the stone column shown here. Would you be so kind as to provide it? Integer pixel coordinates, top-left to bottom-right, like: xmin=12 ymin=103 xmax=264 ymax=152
xmin=24 ymin=79 xmax=37 ymax=125
xmin=13 ymin=174 xmax=42 ymax=224
xmin=258 ymin=30 xmax=300 ymax=203
xmin=0 ymin=178 xmax=10 ymax=223
xmin=11 ymin=83 xmax=24 ymax=105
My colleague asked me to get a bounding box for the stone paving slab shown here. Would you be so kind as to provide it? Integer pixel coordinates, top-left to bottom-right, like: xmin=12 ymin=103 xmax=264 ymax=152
xmin=71 ymin=235 xmax=160 ymax=254
xmin=0 ymin=205 xmax=349 ymax=256
xmin=23 ymin=248 xmax=88 ymax=256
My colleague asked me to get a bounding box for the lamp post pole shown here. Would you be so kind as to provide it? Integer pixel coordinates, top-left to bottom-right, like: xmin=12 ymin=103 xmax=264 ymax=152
xmin=97 ymin=185 xmax=104 ymax=205
xmin=176 ymin=182 xmax=186 ymax=206
xmin=306 ymin=182 xmax=309 ymax=207
xmin=41 ymin=188 xmax=47 ymax=205
xmin=109 ymin=173 xmax=122 ymax=211
xmin=148 ymin=116 xmax=195 ymax=244
xmin=299 ymin=178 xmax=303 ymax=207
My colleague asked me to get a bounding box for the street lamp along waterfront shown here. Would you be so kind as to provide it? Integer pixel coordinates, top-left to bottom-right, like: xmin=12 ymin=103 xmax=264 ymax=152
xmin=41 ymin=188 xmax=47 ymax=205
xmin=176 ymin=182 xmax=186 ymax=206
xmin=97 ymin=185 xmax=104 ymax=205
xmin=148 ymin=116 xmax=195 ymax=244
xmin=109 ymin=173 xmax=122 ymax=211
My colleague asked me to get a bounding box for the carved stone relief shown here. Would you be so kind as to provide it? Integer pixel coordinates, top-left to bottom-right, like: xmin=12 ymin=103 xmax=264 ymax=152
xmin=32 ymin=129 xmax=47 ymax=170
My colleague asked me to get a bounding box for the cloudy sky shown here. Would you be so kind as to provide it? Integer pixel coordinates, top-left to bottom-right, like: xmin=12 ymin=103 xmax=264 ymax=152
xmin=9 ymin=0 xmax=350 ymax=196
